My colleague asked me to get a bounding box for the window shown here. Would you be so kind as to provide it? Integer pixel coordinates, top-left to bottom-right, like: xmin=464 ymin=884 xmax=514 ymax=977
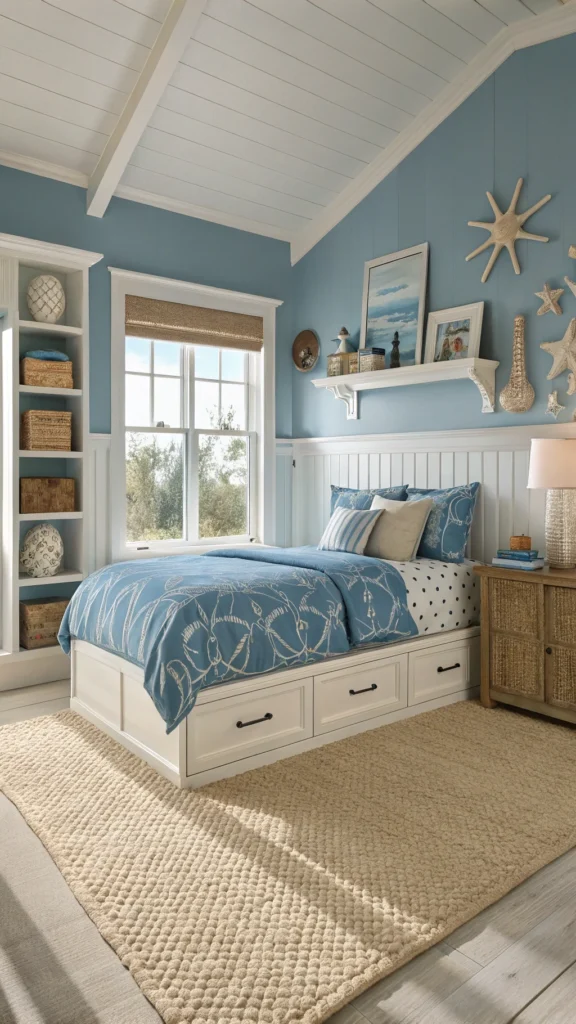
xmin=125 ymin=340 xmax=253 ymax=546
xmin=110 ymin=270 xmax=279 ymax=561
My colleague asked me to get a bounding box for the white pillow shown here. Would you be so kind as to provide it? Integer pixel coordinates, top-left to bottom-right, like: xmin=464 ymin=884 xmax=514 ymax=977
xmin=365 ymin=496 xmax=433 ymax=561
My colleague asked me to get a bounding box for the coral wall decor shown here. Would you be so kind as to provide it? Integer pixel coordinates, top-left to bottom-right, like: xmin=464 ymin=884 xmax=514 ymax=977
xmin=499 ymin=315 xmax=534 ymax=412
xmin=546 ymin=391 xmax=564 ymax=418
xmin=466 ymin=178 xmax=551 ymax=283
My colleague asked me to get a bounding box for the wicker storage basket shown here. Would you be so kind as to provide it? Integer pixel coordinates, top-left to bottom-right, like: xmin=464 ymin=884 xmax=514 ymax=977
xmin=20 ymin=477 xmax=75 ymax=513
xmin=21 ymin=357 xmax=73 ymax=389
xmin=21 ymin=410 xmax=72 ymax=451
xmin=20 ymin=597 xmax=69 ymax=650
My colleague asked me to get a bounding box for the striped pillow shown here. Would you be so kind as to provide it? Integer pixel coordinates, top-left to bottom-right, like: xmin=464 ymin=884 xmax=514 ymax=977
xmin=318 ymin=507 xmax=382 ymax=554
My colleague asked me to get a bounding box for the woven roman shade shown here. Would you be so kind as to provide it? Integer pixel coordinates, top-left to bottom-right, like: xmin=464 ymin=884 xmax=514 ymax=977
xmin=125 ymin=295 xmax=263 ymax=352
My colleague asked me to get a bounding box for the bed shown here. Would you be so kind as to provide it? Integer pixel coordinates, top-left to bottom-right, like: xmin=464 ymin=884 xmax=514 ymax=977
xmin=62 ymin=546 xmax=480 ymax=788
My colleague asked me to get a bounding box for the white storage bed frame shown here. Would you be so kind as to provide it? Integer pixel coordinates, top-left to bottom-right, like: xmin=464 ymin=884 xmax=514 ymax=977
xmin=70 ymin=626 xmax=479 ymax=788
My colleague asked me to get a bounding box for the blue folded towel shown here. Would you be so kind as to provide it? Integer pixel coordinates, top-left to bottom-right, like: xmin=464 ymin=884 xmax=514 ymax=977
xmin=24 ymin=350 xmax=70 ymax=362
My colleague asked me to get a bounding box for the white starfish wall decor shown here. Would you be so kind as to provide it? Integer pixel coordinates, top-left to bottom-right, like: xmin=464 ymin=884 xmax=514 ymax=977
xmin=466 ymin=178 xmax=551 ymax=283
xmin=535 ymin=282 xmax=563 ymax=315
xmin=564 ymin=277 xmax=576 ymax=298
xmin=568 ymin=372 xmax=576 ymax=396
xmin=546 ymin=391 xmax=564 ymax=418
xmin=540 ymin=318 xmax=576 ymax=379
xmin=569 ymin=245 xmax=576 ymax=259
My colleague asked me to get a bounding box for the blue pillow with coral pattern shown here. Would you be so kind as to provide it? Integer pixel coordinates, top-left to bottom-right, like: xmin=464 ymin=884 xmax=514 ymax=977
xmin=331 ymin=484 xmax=407 ymax=514
xmin=407 ymin=483 xmax=480 ymax=563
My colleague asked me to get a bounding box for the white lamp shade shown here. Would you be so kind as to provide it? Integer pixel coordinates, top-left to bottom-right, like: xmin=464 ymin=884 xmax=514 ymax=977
xmin=527 ymin=438 xmax=576 ymax=489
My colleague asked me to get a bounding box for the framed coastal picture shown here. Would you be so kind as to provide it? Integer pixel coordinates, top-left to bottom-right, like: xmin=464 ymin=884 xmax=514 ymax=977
xmin=359 ymin=243 xmax=428 ymax=367
xmin=424 ymin=302 xmax=484 ymax=364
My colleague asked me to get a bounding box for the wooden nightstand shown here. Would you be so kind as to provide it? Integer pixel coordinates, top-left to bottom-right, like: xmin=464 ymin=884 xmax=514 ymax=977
xmin=474 ymin=564 xmax=576 ymax=724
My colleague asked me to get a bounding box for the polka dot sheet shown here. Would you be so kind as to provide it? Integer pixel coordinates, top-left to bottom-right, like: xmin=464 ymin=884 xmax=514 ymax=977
xmin=387 ymin=558 xmax=479 ymax=637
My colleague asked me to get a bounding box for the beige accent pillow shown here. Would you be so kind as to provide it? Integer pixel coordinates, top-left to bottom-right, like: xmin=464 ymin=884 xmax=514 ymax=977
xmin=365 ymin=496 xmax=434 ymax=561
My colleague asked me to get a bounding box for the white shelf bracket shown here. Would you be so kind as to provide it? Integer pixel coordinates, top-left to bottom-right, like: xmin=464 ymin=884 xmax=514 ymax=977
xmin=328 ymin=383 xmax=358 ymax=419
xmin=468 ymin=365 xmax=496 ymax=413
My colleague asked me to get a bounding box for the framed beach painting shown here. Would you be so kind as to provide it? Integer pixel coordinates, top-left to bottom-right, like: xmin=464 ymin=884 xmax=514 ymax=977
xmin=424 ymin=302 xmax=484 ymax=364
xmin=359 ymin=243 xmax=428 ymax=366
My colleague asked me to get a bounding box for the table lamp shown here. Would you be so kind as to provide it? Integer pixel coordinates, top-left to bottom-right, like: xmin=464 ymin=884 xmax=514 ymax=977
xmin=527 ymin=438 xmax=576 ymax=569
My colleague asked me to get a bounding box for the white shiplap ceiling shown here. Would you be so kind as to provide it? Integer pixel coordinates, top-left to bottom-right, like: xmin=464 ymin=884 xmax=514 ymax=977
xmin=0 ymin=0 xmax=575 ymax=261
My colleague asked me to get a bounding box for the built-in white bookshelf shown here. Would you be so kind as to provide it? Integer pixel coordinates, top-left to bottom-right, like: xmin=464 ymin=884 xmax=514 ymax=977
xmin=0 ymin=233 xmax=102 ymax=674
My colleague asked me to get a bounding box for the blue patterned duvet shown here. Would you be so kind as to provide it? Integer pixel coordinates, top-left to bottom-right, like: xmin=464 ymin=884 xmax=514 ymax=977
xmin=58 ymin=546 xmax=417 ymax=733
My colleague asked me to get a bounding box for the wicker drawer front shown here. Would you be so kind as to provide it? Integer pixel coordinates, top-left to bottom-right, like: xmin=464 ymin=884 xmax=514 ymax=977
xmin=490 ymin=634 xmax=544 ymax=699
xmin=547 ymin=646 xmax=576 ymax=710
xmin=489 ymin=579 xmax=541 ymax=637
xmin=546 ymin=587 xmax=576 ymax=646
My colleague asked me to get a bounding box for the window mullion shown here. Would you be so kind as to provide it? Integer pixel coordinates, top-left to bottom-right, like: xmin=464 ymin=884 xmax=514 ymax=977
xmin=187 ymin=348 xmax=198 ymax=542
xmin=150 ymin=341 xmax=155 ymax=426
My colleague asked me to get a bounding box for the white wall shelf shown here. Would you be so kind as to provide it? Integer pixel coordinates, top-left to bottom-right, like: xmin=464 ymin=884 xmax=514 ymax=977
xmin=312 ymin=358 xmax=500 ymax=419
xmin=18 ymin=320 xmax=83 ymax=336
xmin=19 ymin=385 xmax=83 ymax=397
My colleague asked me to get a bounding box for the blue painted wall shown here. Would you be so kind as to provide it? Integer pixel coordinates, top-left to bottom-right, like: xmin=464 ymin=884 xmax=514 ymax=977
xmin=291 ymin=34 xmax=576 ymax=438
xmin=0 ymin=166 xmax=293 ymax=435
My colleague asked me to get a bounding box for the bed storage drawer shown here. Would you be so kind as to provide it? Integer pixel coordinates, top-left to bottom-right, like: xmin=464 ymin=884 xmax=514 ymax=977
xmin=408 ymin=638 xmax=478 ymax=705
xmin=186 ymin=678 xmax=313 ymax=775
xmin=313 ymin=655 xmax=407 ymax=735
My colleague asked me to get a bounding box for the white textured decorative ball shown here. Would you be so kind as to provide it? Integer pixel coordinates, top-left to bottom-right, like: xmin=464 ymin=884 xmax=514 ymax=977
xmin=27 ymin=275 xmax=66 ymax=324
xmin=20 ymin=524 xmax=64 ymax=578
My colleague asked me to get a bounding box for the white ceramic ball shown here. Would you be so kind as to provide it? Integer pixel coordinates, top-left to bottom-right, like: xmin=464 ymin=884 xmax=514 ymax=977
xmin=20 ymin=524 xmax=64 ymax=578
xmin=27 ymin=275 xmax=66 ymax=324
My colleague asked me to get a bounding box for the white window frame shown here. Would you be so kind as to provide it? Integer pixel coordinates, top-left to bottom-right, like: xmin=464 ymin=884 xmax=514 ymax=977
xmin=110 ymin=268 xmax=280 ymax=561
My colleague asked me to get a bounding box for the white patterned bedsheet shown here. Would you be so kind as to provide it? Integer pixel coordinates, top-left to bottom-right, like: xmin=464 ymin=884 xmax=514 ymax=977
xmin=387 ymin=558 xmax=479 ymax=638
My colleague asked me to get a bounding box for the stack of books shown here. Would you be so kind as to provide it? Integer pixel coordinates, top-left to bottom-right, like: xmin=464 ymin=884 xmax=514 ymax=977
xmin=492 ymin=549 xmax=545 ymax=570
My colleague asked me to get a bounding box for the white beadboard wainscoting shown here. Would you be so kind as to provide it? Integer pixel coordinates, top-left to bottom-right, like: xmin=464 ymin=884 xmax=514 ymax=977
xmin=277 ymin=424 xmax=576 ymax=563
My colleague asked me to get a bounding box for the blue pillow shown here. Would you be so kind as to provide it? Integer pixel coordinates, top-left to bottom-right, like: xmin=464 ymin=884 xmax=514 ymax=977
xmin=407 ymin=483 xmax=480 ymax=563
xmin=331 ymin=484 xmax=408 ymax=514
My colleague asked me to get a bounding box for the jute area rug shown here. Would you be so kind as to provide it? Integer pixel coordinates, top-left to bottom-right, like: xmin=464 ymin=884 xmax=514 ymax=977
xmin=1 ymin=703 xmax=575 ymax=1024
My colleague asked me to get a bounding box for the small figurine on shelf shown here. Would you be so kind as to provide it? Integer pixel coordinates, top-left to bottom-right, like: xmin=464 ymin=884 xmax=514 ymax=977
xmin=390 ymin=331 xmax=401 ymax=369
xmin=327 ymin=326 xmax=356 ymax=376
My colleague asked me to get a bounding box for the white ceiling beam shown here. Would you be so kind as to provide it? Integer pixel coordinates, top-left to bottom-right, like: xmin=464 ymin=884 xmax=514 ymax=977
xmin=86 ymin=0 xmax=208 ymax=219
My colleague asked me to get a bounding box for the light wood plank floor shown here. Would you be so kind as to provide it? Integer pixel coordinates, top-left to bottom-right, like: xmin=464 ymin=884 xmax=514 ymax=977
xmin=2 ymin=688 xmax=576 ymax=1024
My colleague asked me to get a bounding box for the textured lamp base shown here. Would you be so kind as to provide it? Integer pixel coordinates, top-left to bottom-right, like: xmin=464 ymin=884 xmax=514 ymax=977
xmin=546 ymin=489 xmax=576 ymax=569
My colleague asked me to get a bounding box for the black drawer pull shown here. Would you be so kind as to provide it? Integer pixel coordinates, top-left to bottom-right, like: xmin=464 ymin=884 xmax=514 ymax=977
xmin=546 ymin=647 xmax=552 ymax=655
xmin=349 ymin=683 xmax=378 ymax=696
xmin=437 ymin=662 xmax=461 ymax=673
xmin=236 ymin=712 xmax=273 ymax=729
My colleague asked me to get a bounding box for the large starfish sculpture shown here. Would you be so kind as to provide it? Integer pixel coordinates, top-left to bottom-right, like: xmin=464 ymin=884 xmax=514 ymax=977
xmin=466 ymin=178 xmax=551 ymax=283
xmin=540 ymin=317 xmax=576 ymax=379
xmin=535 ymin=282 xmax=563 ymax=316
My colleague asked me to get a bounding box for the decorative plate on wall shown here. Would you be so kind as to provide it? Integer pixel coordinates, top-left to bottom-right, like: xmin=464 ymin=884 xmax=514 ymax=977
xmin=292 ymin=330 xmax=319 ymax=372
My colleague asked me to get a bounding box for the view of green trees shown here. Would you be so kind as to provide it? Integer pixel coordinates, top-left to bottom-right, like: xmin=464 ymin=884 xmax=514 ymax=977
xmin=126 ymin=412 xmax=248 ymax=542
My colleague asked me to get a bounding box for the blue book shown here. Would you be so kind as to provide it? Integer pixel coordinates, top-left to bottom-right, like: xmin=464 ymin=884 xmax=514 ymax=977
xmin=496 ymin=549 xmax=539 ymax=560
xmin=492 ymin=557 xmax=544 ymax=570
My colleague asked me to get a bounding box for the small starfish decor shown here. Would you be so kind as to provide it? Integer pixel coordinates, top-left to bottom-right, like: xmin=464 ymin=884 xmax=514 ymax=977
xmin=535 ymin=282 xmax=563 ymax=315
xmin=547 ymin=391 xmax=564 ymax=419
xmin=569 ymin=245 xmax=576 ymax=259
xmin=568 ymin=372 xmax=576 ymax=396
xmin=466 ymin=178 xmax=551 ymax=283
xmin=540 ymin=318 xmax=576 ymax=379
xmin=564 ymin=277 xmax=576 ymax=298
